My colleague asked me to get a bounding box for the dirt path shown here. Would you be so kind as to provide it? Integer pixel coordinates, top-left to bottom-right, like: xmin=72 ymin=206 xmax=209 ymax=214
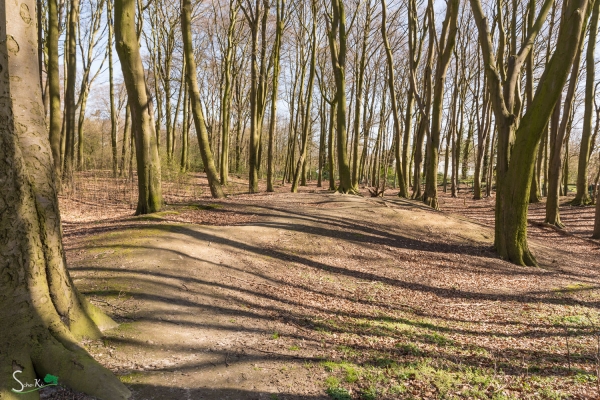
xmin=55 ymin=191 xmax=600 ymax=399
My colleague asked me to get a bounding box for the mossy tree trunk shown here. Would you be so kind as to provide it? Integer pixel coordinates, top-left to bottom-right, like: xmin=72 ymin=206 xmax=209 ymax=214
xmin=47 ymin=0 xmax=61 ymax=175
xmin=181 ymin=0 xmax=224 ymax=199
xmin=593 ymin=180 xmax=600 ymax=238
xmin=381 ymin=0 xmax=407 ymax=198
xmin=267 ymin=0 xmax=285 ymax=192
xmin=351 ymin=2 xmax=372 ymax=190
xmin=114 ymin=0 xmax=163 ymax=214
xmin=62 ymin=0 xmax=79 ymax=182
xmin=291 ymin=1 xmax=316 ymax=193
xmin=180 ymin=81 xmax=189 ymax=172
xmin=574 ymin=0 xmax=600 ymax=205
xmin=241 ymin=0 xmax=270 ymax=194
xmin=470 ymin=0 xmax=591 ymax=266
xmin=410 ymin=2 xmax=434 ymax=200
xmin=546 ymin=99 xmax=564 ymax=227
xmin=220 ymin=0 xmax=240 ymax=186
xmin=423 ymin=0 xmax=459 ymax=209
xmin=107 ymin=0 xmax=118 ymax=177
xmin=328 ymin=100 xmax=337 ymax=191
xmin=546 ymin=27 xmax=586 ymax=227
xmin=0 ymin=2 xmax=130 ymax=398
xmin=326 ymin=0 xmax=353 ymax=193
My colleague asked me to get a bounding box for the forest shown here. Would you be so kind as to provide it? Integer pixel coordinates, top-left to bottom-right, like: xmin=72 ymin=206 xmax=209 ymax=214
xmin=1 ymin=0 xmax=600 ymax=399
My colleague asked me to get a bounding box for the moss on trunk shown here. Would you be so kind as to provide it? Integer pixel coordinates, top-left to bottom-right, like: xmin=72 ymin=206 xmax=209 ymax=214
xmin=0 ymin=3 xmax=130 ymax=398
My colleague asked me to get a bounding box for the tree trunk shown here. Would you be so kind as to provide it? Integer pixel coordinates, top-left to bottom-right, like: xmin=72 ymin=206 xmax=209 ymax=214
xmin=327 ymin=0 xmax=353 ymax=193
xmin=0 ymin=2 xmax=130 ymax=397
xmin=470 ymin=0 xmax=590 ymax=265
xmin=381 ymin=0 xmax=407 ymax=198
xmin=120 ymin=104 xmax=130 ymax=177
xmin=423 ymin=0 xmax=459 ymax=209
xmin=351 ymin=3 xmax=372 ymax=190
xmin=182 ymin=0 xmax=224 ymax=199
xmin=63 ymin=0 xmax=79 ymax=182
xmin=115 ymin=0 xmax=163 ymax=214
xmin=220 ymin=1 xmax=239 ymax=186
xmin=328 ymin=101 xmax=337 ymax=190
xmin=180 ymin=83 xmax=189 ymax=172
xmin=292 ymin=2 xmax=316 ymax=192
xmin=594 ymin=175 xmax=600 ymax=238
xmin=574 ymin=0 xmax=600 ymax=205
xmin=267 ymin=0 xmax=284 ymax=192
xmin=318 ymin=96 xmax=326 ymax=187
xmin=108 ymin=0 xmax=118 ymax=178
xmin=546 ymin=100 xmax=564 ymax=228
xmin=48 ymin=0 xmax=62 ymax=176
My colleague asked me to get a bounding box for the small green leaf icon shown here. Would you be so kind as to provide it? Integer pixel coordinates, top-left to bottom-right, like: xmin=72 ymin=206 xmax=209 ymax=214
xmin=43 ymin=374 xmax=58 ymax=385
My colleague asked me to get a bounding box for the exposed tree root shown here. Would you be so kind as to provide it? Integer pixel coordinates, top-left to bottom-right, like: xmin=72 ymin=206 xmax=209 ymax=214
xmin=570 ymin=196 xmax=592 ymax=206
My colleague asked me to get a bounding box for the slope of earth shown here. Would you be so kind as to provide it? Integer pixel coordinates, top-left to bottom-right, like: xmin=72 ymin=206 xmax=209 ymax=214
xmin=58 ymin=191 xmax=600 ymax=400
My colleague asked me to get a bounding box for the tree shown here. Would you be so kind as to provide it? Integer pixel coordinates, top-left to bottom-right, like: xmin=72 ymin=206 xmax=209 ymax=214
xmin=325 ymin=0 xmax=353 ymax=193
xmin=267 ymin=0 xmax=286 ymax=192
xmin=469 ymin=0 xmax=593 ymax=265
xmin=574 ymin=0 xmax=600 ymax=206
xmin=219 ymin=0 xmax=240 ymax=186
xmin=422 ymin=0 xmax=459 ymax=209
xmin=182 ymin=0 xmax=225 ymax=199
xmin=107 ymin=0 xmax=118 ymax=177
xmin=241 ymin=0 xmax=270 ymax=193
xmin=380 ymin=0 xmax=408 ymax=198
xmin=291 ymin=0 xmax=317 ymax=193
xmin=115 ymin=0 xmax=163 ymax=214
xmin=594 ymin=180 xmax=600 ymax=238
xmin=0 ymin=1 xmax=130 ymax=398
xmin=63 ymin=0 xmax=80 ymax=181
xmin=546 ymin=30 xmax=586 ymax=228
xmin=76 ymin=0 xmax=108 ymax=171
xmin=47 ymin=0 xmax=62 ymax=175
xmin=351 ymin=1 xmax=373 ymax=190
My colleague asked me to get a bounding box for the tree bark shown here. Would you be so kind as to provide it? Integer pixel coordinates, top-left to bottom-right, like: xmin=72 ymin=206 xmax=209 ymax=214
xmin=267 ymin=0 xmax=284 ymax=192
xmin=326 ymin=0 xmax=353 ymax=193
xmin=469 ymin=0 xmax=591 ymax=265
xmin=291 ymin=1 xmax=317 ymax=193
xmin=423 ymin=0 xmax=459 ymax=209
xmin=574 ymin=0 xmax=600 ymax=205
xmin=220 ymin=0 xmax=239 ymax=186
xmin=108 ymin=0 xmax=118 ymax=177
xmin=62 ymin=0 xmax=79 ymax=182
xmin=115 ymin=0 xmax=163 ymax=214
xmin=0 ymin=2 xmax=130 ymax=397
xmin=381 ymin=0 xmax=407 ymax=198
xmin=182 ymin=0 xmax=225 ymax=199
xmin=47 ymin=0 xmax=62 ymax=176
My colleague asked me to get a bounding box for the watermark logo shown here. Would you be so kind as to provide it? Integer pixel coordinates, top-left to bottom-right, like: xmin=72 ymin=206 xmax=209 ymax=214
xmin=11 ymin=370 xmax=59 ymax=394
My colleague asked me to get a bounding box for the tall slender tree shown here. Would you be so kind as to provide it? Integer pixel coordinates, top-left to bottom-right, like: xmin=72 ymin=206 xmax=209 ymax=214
xmin=115 ymin=0 xmax=163 ymax=214
xmin=182 ymin=0 xmax=225 ymax=198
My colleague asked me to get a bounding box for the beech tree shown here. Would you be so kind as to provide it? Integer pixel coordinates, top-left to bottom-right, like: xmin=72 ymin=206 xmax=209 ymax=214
xmin=574 ymin=0 xmax=600 ymax=206
xmin=0 ymin=1 xmax=130 ymax=398
xmin=325 ymin=0 xmax=353 ymax=193
xmin=47 ymin=0 xmax=61 ymax=174
xmin=469 ymin=0 xmax=594 ymax=265
xmin=381 ymin=0 xmax=408 ymax=198
xmin=115 ymin=0 xmax=163 ymax=214
xmin=182 ymin=0 xmax=225 ymax=198
xmin=422 ymin=0 xmax=459 ymax=209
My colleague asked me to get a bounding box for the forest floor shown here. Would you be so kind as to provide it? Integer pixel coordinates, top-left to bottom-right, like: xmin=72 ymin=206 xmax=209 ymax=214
xmin=44 ymin=172 xmax=600 ymax=399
